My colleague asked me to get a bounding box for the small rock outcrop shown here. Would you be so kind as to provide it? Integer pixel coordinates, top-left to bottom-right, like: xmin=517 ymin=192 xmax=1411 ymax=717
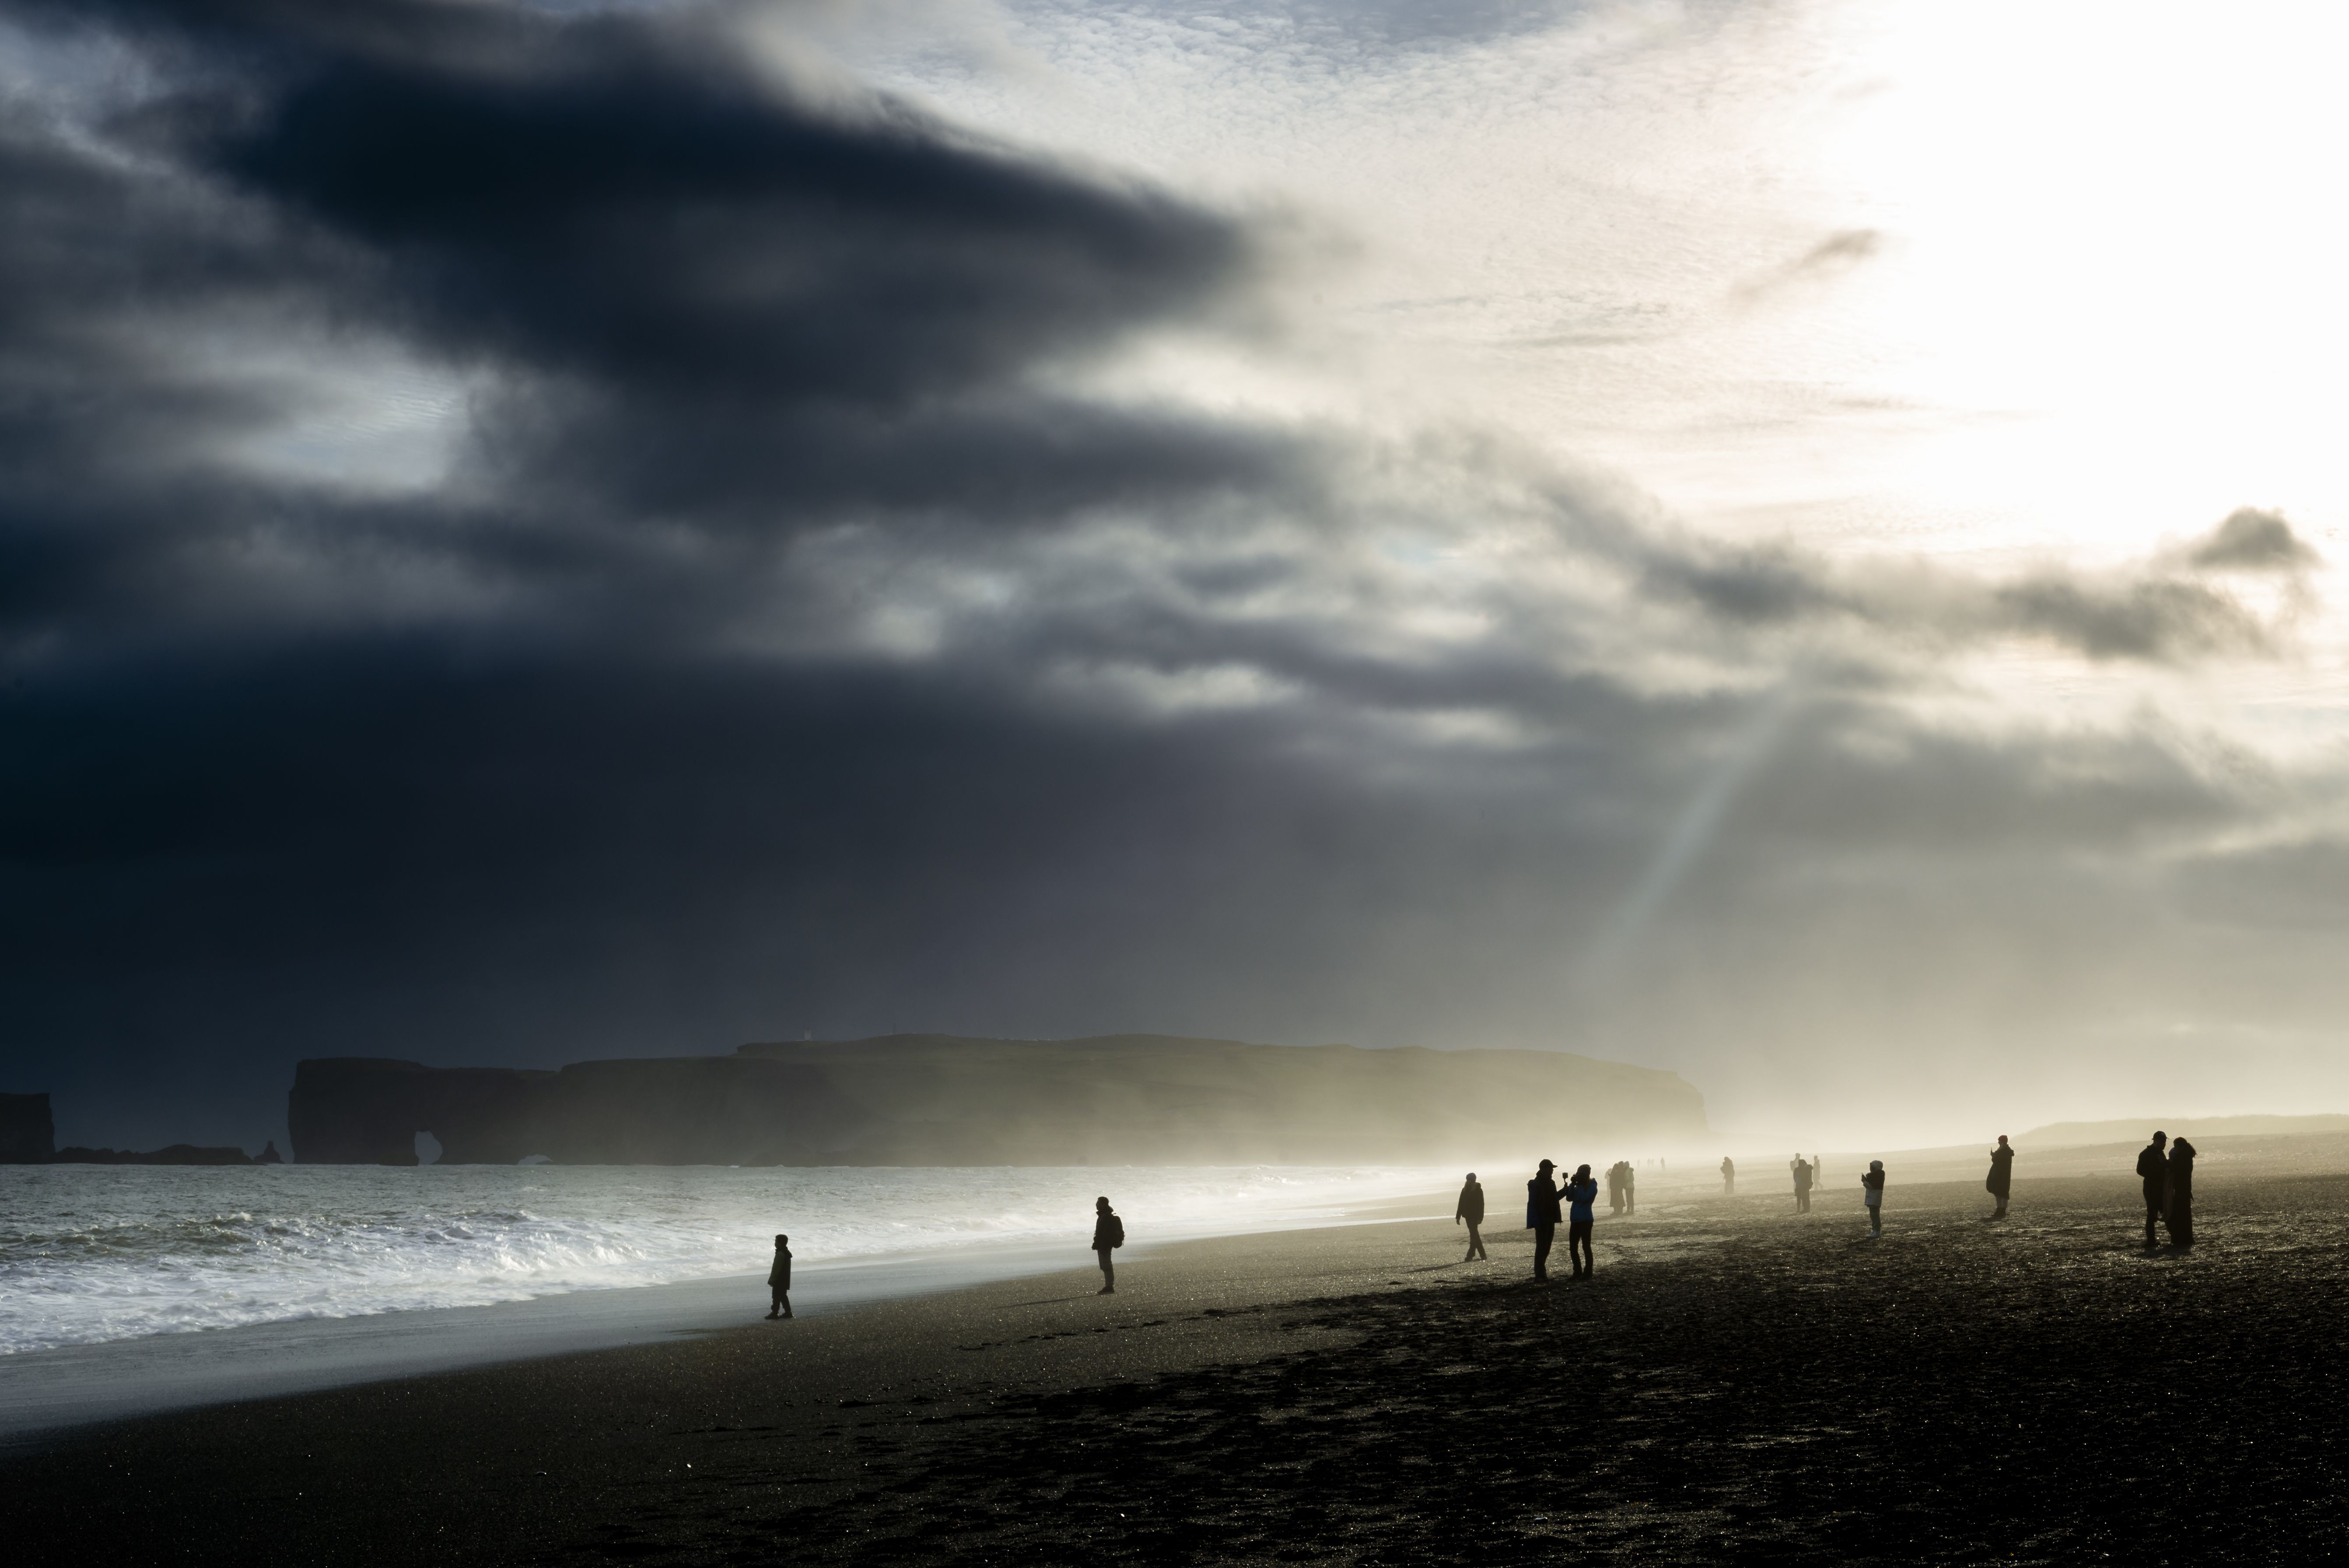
xmin=50 ymin=1144 xmax=257 ymax=1166
xmin=0 ymin=1093 xmax=55 ymax=1163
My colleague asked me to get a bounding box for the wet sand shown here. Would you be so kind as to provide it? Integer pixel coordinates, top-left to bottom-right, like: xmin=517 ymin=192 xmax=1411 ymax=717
xmin=8 ymin=1161 xmax=2349 ymax=1564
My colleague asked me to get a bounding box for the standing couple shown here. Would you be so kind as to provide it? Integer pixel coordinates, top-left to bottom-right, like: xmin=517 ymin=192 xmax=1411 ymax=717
xmin=1526 ymin=1159 xmax=1600 ymax=1282
xmin=2137 ymin=1131 xmax=2198 ymax=1248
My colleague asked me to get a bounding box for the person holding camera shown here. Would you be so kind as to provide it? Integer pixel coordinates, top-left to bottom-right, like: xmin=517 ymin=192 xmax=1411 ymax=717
xmin=1985 ymin=1135 xmax=2015 ymax=1219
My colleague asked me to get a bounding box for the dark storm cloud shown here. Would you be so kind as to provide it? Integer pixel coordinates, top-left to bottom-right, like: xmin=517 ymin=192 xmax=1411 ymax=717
xmin=1985 ymin=572 xmax=2276 ymax=662
xmin=1635 ymin=528 xmax=2293 ymax=664
xmin=0 ymin=0 xmax=1386 ymax=1143
xmin=1 ymin=0 xmax=2340 ymax=1148
xmin=202 ymin=8 xmax=1244 ymax=402
xmin=2184 ymin=507 xmax=2319 ymax=573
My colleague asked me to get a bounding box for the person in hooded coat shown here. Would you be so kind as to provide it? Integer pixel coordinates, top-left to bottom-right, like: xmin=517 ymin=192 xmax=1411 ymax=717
xmin=2165 ymin=1137 xmax=2197 ymax=1247
xmin=1092 ymin=1196 xmax=1124 ymax=1293
xmin=1455 ymin=1172 xmax=1488 ymax=1261
xmin=2136 ymin=1132 xmax=2169 ymax=1248
xmin=765 ymin=1234 xmax=793 ymax=1320
xmin=1526 ymin=1160 xmax=1565 ymax=1282
xmin=1861 ymin=1160 xmax=1886 ymax=1236
xmin=1985 ymin=1135 xmax=2015 ymax=1218
xmin=1792 ymin=1156 xmax=1813 ymax=1214
xmin=1720 ymin=1155 xmax=1736 ymax=1196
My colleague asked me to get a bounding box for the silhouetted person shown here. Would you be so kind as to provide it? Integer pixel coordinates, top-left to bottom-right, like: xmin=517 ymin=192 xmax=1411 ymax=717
xmin=1092 ymin=1195 xmax=1124 ymax=1294
xmin=1986 ymin=1135 xmax=2014 ymax=1219
xmin=1721 ymin=1155 xmax=1735 ymax=1195
xmin=1605 ymin=1161 xmax=1624 ymax=1214
xmin=766 ymin=1234 xmax=792 ymax=1320
xmin=1565 ymin=1163 xmax=1599 ymax=1280
xmin=1792 ymin=1156 xmax=1813 ymax=1214
xmin=2137 ymin=1131 xmax=2169 ymax=1248
xmin=1456 ymin=1172 xmax=1488 ymax=1261
xmin=2166 ymin=1137 xmax=2197 ymax=1247
xmin=1622 ymin=1162 xmax=1637 ymax=1215
xmin=1862 ymin=1160 xmax=1885 ymax=1236
xmin=1526 ymin=1159 xmax=1565 ymax=1282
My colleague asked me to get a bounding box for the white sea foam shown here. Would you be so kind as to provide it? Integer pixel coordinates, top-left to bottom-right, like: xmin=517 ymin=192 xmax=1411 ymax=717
xmin=0 ymin=1162 xmax=1447 ymax=1356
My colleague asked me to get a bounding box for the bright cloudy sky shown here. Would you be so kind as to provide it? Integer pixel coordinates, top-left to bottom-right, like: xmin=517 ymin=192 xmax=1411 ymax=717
xmin=847 ymin=0 xmax=2349 ymax=553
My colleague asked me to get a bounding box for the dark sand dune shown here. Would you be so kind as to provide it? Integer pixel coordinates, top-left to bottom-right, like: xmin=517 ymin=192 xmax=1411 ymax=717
xmin=8 ymin=1161 xmax=2349 ymax=1564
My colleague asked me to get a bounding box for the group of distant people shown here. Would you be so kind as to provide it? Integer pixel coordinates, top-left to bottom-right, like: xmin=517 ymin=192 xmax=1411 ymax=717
xmin=760 ymin=1130 xmax=2205 ymax=1319
xmin=1456 ymin=1164 xmax=1599 ymax=1281
xmin=1751 ymin=1129 xmax=2193 ymax=1246
xmin=1778 ymin=1152 xmax=1880 ymax=1231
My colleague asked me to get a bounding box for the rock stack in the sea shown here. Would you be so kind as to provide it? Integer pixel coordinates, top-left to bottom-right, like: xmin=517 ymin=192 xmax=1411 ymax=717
xmin=0 ymin=1092 xmax=54 ymax=1163
xmin=287 ymin=1033 xmax=1711 ymax=1167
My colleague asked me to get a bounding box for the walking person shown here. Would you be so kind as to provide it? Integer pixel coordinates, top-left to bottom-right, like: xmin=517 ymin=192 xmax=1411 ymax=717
xmin=765 ymin=1233 xmax=793 ymax=1320
xmin=1526 ymin=1159 xmax=1565 ymax=1282
xmin=1862 ymin=1161 xmax=1886 ymax=1235
xmin=1986 ymin=1134 xmax=2015 ymax=1219
xmin=1622 ymin=1162 xmax=1637 ymax=1216
xmin=1721 ymin=1155 xmax=1735 ymax=1196
xmin=2165 ymin=1137 xmax=2198 ymax=1248
xmin=1455 ymin=1172 xmax=1488 ymax=1261
xmin=2136 ymin=1131 xmax=2169 ymax=1248
xmin=1565 ymin=1163 xmax=1599 ymax=1280
xmin=1092 ymin=1195 xmax=1124 ymax=1294
xmin=1792 ymin=1155 xmax=1813 ymax=1214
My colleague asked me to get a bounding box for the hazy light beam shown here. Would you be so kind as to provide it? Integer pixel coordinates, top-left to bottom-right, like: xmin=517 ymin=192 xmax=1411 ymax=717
xmin=1572 ymin=686 xmax=1804 ymax=994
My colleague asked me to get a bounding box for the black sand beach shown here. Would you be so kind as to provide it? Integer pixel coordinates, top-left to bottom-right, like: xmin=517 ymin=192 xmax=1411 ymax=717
xmin=10 ymin=1157 xmax=2349 ymax=1564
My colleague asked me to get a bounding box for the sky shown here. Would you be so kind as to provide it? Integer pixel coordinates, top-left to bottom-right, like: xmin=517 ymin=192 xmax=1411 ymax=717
xmin=5 ymin=0 xmax=2349 ymax=1151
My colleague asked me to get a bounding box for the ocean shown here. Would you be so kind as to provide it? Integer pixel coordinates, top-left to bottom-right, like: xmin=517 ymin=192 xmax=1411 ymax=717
xmin=0 ymin=1162 xmax=1450 ymax=1357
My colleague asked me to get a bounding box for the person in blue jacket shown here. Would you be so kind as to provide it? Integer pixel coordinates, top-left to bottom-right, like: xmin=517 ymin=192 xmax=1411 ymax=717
xmin=1565 ymin=1163 xmax=1600 ymax=1280
xmin=1525 ymin=1159 xmax=1565 ymax=1282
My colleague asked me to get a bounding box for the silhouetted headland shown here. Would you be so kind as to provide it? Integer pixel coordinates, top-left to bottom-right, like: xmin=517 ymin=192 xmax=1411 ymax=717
xmin=286 ymin=1034 xmax=1708 ymax=1165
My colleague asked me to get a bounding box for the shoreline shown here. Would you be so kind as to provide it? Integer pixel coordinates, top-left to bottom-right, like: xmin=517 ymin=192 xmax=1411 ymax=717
xmin=0 ymin=1188 xmax=1449 ymax=1446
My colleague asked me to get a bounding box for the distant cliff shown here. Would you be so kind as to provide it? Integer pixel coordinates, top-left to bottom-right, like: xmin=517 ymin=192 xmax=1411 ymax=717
xmin=288 ymin=1035 xmax=1708 ymax=1166
xmin=0 ymin=1092 xmax=53 ymax=1163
